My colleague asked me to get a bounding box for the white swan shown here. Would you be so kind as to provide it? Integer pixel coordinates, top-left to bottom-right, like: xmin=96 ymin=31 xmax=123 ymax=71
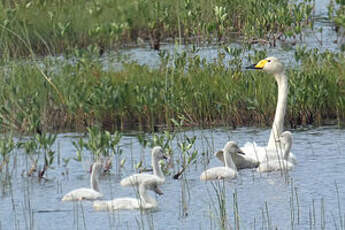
xmin=214 ymin=147 xmax=259 ymax=169
xmin=120 ymin=146 xmax=166 ymax=187
xmin=93 ymin=179 xmax=163 ymax=211
xmin=62 ymin=162 xmax=103 ymax=201
xmin=258 ymin=131 xmax=294 ymax=172
xmin=244 ymin=57 xmax=295 ymax=163
xmin=200 ymin=141 xmax=243 ymax=181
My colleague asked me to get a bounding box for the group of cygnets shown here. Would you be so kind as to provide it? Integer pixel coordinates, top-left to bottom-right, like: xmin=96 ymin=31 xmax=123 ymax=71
xmin=61 ymin=57 xmax=297 ymax=211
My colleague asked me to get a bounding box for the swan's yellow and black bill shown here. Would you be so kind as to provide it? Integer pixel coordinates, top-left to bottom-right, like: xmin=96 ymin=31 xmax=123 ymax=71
xmin=245 ymin=59 xmax=267 ymax=69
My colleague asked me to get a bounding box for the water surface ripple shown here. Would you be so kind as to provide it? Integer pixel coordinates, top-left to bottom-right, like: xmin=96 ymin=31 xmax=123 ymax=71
xmin=1 ymin=126 xmax=344 ymax=230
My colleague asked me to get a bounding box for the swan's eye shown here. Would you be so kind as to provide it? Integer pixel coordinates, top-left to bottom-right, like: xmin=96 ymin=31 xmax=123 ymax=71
xmin=267 ymin=60 xmax=271 ymax=62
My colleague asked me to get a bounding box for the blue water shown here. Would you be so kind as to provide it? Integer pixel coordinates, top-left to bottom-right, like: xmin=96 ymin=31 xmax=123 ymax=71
xmin=1 ymin=126 xmax=345 ymax=230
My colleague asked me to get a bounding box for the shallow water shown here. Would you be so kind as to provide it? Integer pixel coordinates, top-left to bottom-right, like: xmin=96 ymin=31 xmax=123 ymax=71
xmin=1 ymin=126 xmax=345 ymax=230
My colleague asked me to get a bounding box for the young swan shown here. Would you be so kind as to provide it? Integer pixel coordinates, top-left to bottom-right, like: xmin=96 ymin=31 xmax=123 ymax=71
xmin=120 ymin=146 xmax=167 ymax=187
xmin=214 ymin=148 xmax=259 ymax=169
xmin=93 ymin=179 xmax=163 ymax=211
xmin=257 ymin=131 xmax=294 ymax=173
xmin=62 ymin=162 xmax=103 ymax=201
xmin=200 ymin=141 xmax=244 ymax=181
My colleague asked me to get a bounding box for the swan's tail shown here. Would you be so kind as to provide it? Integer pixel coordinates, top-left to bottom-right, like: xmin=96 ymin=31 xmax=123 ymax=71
xmin=93 ymin=201 xmax=111 ymax=211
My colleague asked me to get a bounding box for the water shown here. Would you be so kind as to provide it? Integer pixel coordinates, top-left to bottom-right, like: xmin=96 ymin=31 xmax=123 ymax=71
xmin=100 ymin=0 xmax=338 ymax=70
xmin=1 ymin=126 xmax=345 ymax=230
xmin=16 ymin=0 xmax=338 ymax=73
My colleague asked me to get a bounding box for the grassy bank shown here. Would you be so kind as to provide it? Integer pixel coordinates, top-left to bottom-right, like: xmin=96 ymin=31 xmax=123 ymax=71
xmin=0 ymin=47 xmax=344 ymax=133
xmin=0 ymin=0 xmax=314 ymax=57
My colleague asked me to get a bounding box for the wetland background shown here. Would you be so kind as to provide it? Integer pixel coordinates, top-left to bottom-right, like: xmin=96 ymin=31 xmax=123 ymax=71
xmin=1 ymin=0 xmax=345 ymax=229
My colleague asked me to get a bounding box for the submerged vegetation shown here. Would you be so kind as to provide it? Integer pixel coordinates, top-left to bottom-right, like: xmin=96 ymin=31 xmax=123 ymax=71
xmin=0 ymin=0 xmax=314 ymax=57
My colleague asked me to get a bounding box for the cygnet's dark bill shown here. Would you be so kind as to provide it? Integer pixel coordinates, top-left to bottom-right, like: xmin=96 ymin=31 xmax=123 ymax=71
xmin=237 ymin=149 xmax=245 ymax=155
xmin=153 ymin=185 xmax=163 ymax=195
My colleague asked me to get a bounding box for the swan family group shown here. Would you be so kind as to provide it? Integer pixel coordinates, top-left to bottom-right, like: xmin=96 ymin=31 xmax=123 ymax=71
xmin=62 ymin=57 xmax=296 ymax=211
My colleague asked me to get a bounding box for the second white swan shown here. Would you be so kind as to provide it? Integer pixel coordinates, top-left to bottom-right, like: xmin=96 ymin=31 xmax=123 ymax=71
xmin=120 ymin=146 xmax=167 ymax=187
xmin=257 ymin=131 xmax=294 ymax=172
xmin=200 ymin=141 xmax=243 ymax=181
xmin=62 ymin=162 xmax=103 ymax=201
xmin=93 ymin=179 xmax=163 ymax=211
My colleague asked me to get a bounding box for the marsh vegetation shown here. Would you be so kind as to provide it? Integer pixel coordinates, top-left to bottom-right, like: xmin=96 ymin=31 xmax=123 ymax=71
xmin=1 ymin=0 xmax=345 ymax=229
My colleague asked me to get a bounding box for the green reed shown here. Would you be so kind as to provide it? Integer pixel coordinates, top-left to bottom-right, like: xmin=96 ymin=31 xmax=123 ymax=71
xmin=0 ymin=0 xmax=314 ymax=57
xmin=1 ymin=46 xmax=344 ymax=134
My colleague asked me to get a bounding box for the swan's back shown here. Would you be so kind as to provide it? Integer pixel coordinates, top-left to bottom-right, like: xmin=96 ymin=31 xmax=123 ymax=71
xmin=93 ymin=198 xmax=153 ymax=211
xmin=241 ymin=142 xmax=296 ymax=163
xmin=62 ymin=188 xmax=103 ymax=201
xmin=200 ymin=167 xmax=237 ymax=181
xmin=257 ymin=160 xmax=294 ymax=173
xmin=120 ymin=174 xmax=164 ymax=187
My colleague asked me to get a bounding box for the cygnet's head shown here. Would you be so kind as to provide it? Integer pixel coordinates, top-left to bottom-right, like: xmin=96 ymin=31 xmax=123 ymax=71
xmin=223 ymin=141 xmax=245 ymax=156
xmin=246 ymin=56 xmax=284 ymax=75
xmin=280 ymin=131 xmax=292 ymax=147
xmin=140 ymin=180 xmax=164 ymax=195
xmin=152 ymin=146 xmax=168 ymax=160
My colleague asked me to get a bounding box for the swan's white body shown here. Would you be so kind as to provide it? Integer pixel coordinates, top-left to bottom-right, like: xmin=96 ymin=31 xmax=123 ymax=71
xmin=258 ymin=131 xmax=294 ymax=172
xmin=120 ymin=146 xmax=166 ymax=187
xmin=93 ymin=180 xmax=162 ymax=211
xmin=241 ymin=142 xmax=296 ymax=164
xmin=200 ymin=141 xmax=242 ymax=181
xmin=244 ymin=57 xmax=296 ymax=164
xmin=62 ymin=162 xmax=103 ymax=201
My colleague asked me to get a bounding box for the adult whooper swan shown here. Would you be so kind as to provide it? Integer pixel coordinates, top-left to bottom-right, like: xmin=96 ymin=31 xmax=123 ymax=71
xmin=244 ymin=57 xmax=296 ymax=163
xmin=62 ymin=162 xmax=103 ymax=201
xmin=93 ymin=179 xmax=163 ymax=211
xmin=120 ymin=146 xmax=167 ymax=187
xmin=258 ymin=131 xmax=294 ymax=172
xmin=200 ymin=141 xmax=243 ymax=181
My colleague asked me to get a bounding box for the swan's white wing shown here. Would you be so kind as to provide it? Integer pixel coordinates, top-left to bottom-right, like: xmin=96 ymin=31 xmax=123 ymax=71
xmin=120 ymin=174 xmax=164 ymax=187
xmin=94 ymin=198 xmax=156 ymax=211
xmin=240 ymin=142 xmax=296 ymax=163
xmin=257 ymin=160 xmax=294 ymax=173
xmin=94 ymin=198 xmax=140 ymax=210
xmin=62 ymin=188 xmax=103 ymax=201
xmin=240 ymin=142 xmax=267 ymax=162
xmin=200 ymin=167 xmax=237 ymax=181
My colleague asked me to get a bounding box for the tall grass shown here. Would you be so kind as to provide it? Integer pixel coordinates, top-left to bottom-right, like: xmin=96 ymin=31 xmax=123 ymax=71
xmin=0 ymin=47 xmax=344 ymax=133
xmin=0 ymin=0 xmax=313 ymax=57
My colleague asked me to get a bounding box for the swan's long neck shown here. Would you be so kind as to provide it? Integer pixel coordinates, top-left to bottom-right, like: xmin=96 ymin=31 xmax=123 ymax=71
xmin=152 ymin=156 xmax=164 ymax=179
xmin=224 ymin=150 xmax=237 ymax=171
xmin=283 ymin=139 xmax=292 ymax=160
xmin=90 ymin=167 xmax=100 ymax=192
xmin=139 ymin=185 xmax=157 ymax=207
xmin=268 ymin=72 xmax=288 ymax=149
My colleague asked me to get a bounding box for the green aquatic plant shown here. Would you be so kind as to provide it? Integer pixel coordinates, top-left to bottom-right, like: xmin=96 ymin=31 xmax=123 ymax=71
xmin=1 ymin=47 xmax=345 ymax=133
xmin=72 ymin=127 xmax=122 ymax=172
xmin=173 ymin=133 xmax=198 ymax=179
xmin=0 ymin=0 xmax=314 ymax=57
xmin=0 ymin=135 xmax=15 ymax=177
xmin=18 ymin=132 xmax=57 ymax=178
xmin=35 ymin=132 xmax=57 ymax=179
